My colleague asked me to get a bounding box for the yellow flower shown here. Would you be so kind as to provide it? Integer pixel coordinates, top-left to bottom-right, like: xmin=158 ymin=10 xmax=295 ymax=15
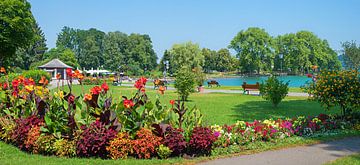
xmin=25 ymin=85 xmax=34 ymax=92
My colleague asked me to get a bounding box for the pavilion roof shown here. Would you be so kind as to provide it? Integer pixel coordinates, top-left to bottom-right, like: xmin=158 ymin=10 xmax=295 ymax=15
xmin=38 ymin=59 xmax=73 ymax=69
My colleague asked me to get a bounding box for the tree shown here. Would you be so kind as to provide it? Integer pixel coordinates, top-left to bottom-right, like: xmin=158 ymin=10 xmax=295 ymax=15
xmin=31 ymin=48 xmax=79 ymax=69
xmin=0 ymin=0 xmax=36 ymax=66
xmin=102 ymin=31 xmax=128 ymax=72
xmin=229 ymin=27 xmax=274 ymax=74
xmin=274 ymin=31 xmax=341 ymax=74
xmin=169 ymin=42 xmax=204 ymax=72
xmin=202 ymin=48 xmax=217 ymax=73
xmin=14 ymin=22 xmax=48 ymax=69
xmin=342 ymin=41 xmax=360 ymax=71
xmin=216 ymin=48 xmax=234 ymax=72
xmin=174 ymin=66 xmax=196 ymax=101
xmin=159 ymin=50 xmax=172 ymax=73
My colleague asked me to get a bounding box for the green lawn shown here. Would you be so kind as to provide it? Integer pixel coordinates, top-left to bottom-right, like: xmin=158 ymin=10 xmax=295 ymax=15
xmin=61 ymin=85 xmax=338 ymax=125
xmin=325 ymin=153 xmax=360 ymax=165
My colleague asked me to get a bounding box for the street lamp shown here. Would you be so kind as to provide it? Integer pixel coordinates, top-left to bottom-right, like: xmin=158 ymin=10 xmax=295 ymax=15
xmin=163 ymin=61 xmax=169 ymax=81
xmin=279 ymin=54 xmax=283 ymax=76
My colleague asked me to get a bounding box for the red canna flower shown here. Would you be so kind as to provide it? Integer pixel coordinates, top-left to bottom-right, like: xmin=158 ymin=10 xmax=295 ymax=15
xmin=134 ymin=77 xmax=147 ymax=90
xmin=68 ymin=95 xmax=75 ymax=104
xmin=12 ymin=90 xmax=18 ymax=97
xmin=90 ymin=86 xmax=102 ymax=95
xmin=12 ymin=79 xmax=19 ymax=89
xmin=101 ymin=81 xmax=109 ymax=93
xmin=3 ymin=83 xmax=8 ymax=89
xmin=66 ymin=68 xmax=73 ymax=78
xmin=170 ymin=100 xmax=175 ymax=105
xmin=123 ymin=99 xmax=134 ymax=109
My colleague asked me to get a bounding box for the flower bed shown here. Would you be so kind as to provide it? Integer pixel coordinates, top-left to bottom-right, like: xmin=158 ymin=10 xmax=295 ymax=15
xmin=0 ymin=67 xmax=359 ymax=160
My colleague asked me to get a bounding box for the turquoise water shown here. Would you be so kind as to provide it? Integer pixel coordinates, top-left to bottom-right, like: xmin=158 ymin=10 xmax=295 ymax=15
xmin=207 ymin=76 xmax=310 ymax=87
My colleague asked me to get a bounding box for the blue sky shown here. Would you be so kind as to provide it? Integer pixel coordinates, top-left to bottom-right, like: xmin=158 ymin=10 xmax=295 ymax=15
xmin=29 ymin=0 xmax=360 ymax=58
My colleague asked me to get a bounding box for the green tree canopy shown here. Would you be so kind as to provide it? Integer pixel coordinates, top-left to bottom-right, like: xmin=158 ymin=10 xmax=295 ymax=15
xmin=342 ymin=41 xmax=360 ymax=71
xmin=229 ymin=27 xmax=274 ymax=74
xmin=169 ymin=41 xmax=204 ymax=73
xmin=0 ymin=0 xmax=36 ymax=66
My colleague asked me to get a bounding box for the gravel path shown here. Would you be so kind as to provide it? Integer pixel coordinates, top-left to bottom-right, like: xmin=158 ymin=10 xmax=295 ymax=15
xmin=199 ymin=137 xmax=360 ymax=165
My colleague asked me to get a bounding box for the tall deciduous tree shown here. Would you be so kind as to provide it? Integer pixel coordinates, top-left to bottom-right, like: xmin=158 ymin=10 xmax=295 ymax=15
xmin=169 ymin=41 xmax=204 ymax=72
xmin=14 ymin=22 xmax=48 ymax=69
xmin=229 ymin=27 xmax=274 ymax=74
xmin=0 ymin=0 xmax=36 ymax=66
xmin=342 ymin=41 xmax=360 ymax=71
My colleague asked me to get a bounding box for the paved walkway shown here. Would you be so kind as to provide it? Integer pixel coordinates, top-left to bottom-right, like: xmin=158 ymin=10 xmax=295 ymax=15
xmin=49 ymin=81 xmax=308 ymax=97
xmin=199 ymin=137 xmax=360 ymax=165
xmin=120 ymin=83 xmax=308 ymax=97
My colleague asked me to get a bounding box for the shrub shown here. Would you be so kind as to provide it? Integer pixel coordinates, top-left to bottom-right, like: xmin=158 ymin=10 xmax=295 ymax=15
xmin=24 ymin=126 xmax=41 ymax=152
xmin=34 ymin=135 xmax=57 ymax=155
xmin=0 ymin=116 xmax=16 ymax=142
xmin=131 ymin=128 xmax=162 ymax=159
xmin=76 ymin=121 xmax=117 ymax=158
xmin=22 ymin=70 xmax=51 ymax=86
xmin=106 ymin=132 xmax=132 ymax=160
xmin=259 ymin=75 xmax=289 ymax=107
xmin=53 ymin=138 xmax=77 ymax=157
xmin=157 ymin=144 xmax=172 ymax=159
xmin=163 ymin=127 xmax=187 ymax=156
xmin=304 ymin=70 xmax=360 ymax=116
xmin=188 ymin=127 xmax=217 ymax=156
xmin=11 ymin=115 xmax=44 ymax=150
xmin=174 ymin=66 xmax=196 ymax=101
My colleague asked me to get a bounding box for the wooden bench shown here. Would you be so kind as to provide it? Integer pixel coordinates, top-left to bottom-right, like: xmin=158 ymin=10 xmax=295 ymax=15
xmin=242 ymin=82 xmax=260 ymax=95
xmin=207 ymin=80 xmax=220 ymax=87
xmin=154 ymin=79 xmax=167 ymax=89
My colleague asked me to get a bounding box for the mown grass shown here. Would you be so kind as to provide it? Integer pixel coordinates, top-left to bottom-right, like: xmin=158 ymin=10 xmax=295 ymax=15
xmin=60 ymin=85 xmax=338 ymax=125
xmin=325 ymin=153 xmax=360 ymax=165
xmin=1 ymin=130 xmax=359 ymax=165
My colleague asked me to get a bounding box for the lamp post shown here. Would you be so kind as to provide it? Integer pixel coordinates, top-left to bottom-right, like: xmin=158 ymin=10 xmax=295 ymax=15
xmin=163 ymin=60 xmax=169 ymax=81
xmin=279 ymin=54 xmax=283 ymax=76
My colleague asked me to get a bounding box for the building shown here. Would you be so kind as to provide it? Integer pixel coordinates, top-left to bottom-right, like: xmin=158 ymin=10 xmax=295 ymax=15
xmin=38 ymin=59 xmax=73 ymax=80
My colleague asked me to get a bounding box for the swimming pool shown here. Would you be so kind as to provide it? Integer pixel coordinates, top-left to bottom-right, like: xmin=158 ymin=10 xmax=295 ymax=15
xmin=206 ymin=76 xmax=311 ymax=87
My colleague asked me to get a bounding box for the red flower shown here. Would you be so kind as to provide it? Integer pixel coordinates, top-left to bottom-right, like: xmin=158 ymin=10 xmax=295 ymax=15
xmin=56 ymin=73 xmax=61 ymax=80
xmin=3 ymin=83 xmax=8 ymax=89
xmin=39 ymin=76 xmax=48 ymax=85
xmin=101 ymin=82 xmax=109 ymax=93
xmin=90 ymin=86 xmax=102 ymax=95
xmin=170 ymin=100 xmax=175 ymax=105
xmin=68 ymin=95 xmax=75 ymax=104
xmin=306 ymin=73 xmax=313 ymax=78
xmin=140 ymin=87 xmax=146 ymax=93
xmin=12 ymin=90 xmax=18 ymax=97
xmin=66 ymin=68 xmax=73 ymax=78
xmin=12 ymin=79 xmax=19 ymax=89
xmin=134 ymin=77 xmax=147 ymax=90
xmin=123 ymin=99 xmax=134 ymax=109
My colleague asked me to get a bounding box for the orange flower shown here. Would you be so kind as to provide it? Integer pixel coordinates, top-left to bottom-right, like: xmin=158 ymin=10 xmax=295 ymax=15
xmin=123 ymin=99 xmax=134 ymax=109
xmin=0 ymin=67 xmax=6 ymax=73
xmin=84 ymin=93 xmax=92 ymax=101
xmin=18 ymin=76 xmax=25 ymax=83
xmin=39 ymin=76 xmax=48 ymax=85
xmin=56 ymin=73 xmax=61 ymax=80
xmin=77 ymin=73 xmax=84 ymax=80
xmin=158 ymin=86 xmax=165 ymax=94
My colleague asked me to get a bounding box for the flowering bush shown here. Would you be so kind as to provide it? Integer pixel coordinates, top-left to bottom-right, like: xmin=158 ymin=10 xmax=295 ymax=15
xmin=304 ymin=70 xmax=360 ymax=116
xmin=34 ymin=135 xmax=57 ymax=155
xmin=131 ymin=128 xmax=162 ymax=159
xmin=76 ymin=121 xmax=117 ymax=158
xmin=188 ymin=127 xmax=217 ymax=156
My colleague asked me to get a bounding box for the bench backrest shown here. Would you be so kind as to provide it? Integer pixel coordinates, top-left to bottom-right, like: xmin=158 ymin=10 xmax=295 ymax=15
xmin=208 ymin=80 xmax=219 ymax=84
xmin=242 ymin=82 xmax=260 ymax=89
